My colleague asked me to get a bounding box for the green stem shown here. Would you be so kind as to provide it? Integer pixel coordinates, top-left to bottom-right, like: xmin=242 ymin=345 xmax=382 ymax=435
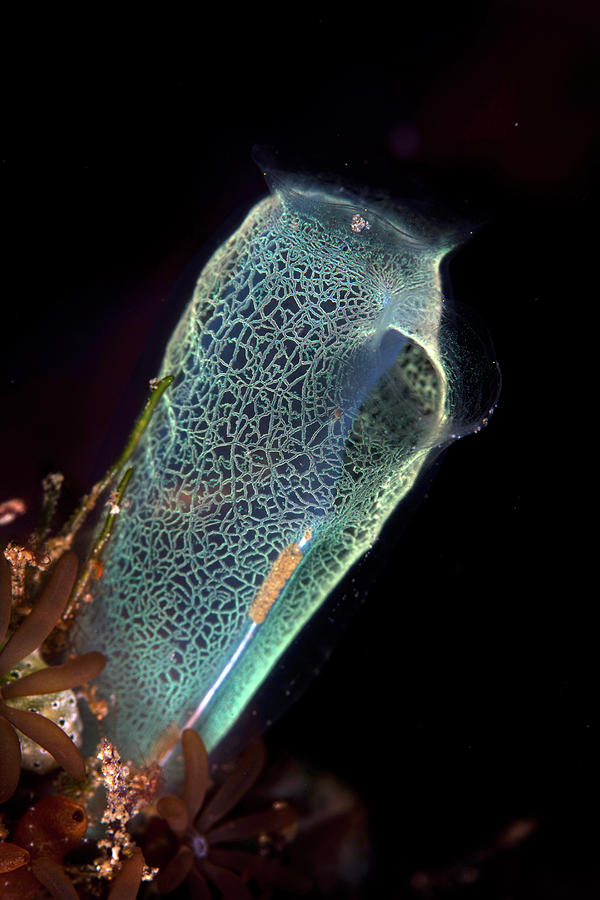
xmin=33 ymin=473 xmax=65 ymax=548
xmin=106 ymin=374 xmax=174 ymax=481
xmin=63 ymin=467 xmax=134 ymax=624
xmin=57 ymin=375 xmax=174 ymax=546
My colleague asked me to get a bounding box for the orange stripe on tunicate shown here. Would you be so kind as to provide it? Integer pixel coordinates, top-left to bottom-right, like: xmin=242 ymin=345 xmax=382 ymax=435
xmin=248 ymin=531 xmax=310 ymax=624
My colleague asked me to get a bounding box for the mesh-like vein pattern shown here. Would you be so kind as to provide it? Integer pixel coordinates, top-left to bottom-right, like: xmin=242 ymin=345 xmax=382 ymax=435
xmin=73 ymin=177 xmax=496 ymax=766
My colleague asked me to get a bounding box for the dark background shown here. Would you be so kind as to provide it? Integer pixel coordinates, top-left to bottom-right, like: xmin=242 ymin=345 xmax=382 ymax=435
xmin=0 ymin=2 xmax=595 ymax=896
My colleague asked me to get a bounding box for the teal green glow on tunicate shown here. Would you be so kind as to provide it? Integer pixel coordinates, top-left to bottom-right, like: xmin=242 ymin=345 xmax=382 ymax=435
xmin=73 ymin=166 xmax=500 ymax=767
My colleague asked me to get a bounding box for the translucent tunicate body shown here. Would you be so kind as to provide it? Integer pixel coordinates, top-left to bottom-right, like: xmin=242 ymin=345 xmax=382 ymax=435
xmin=73 ymin=166 xmax=500 ymax=769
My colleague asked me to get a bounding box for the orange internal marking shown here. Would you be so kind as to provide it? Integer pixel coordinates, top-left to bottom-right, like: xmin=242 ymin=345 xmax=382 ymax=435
xmin=249 ymin=540 xmax=304 ymax=624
